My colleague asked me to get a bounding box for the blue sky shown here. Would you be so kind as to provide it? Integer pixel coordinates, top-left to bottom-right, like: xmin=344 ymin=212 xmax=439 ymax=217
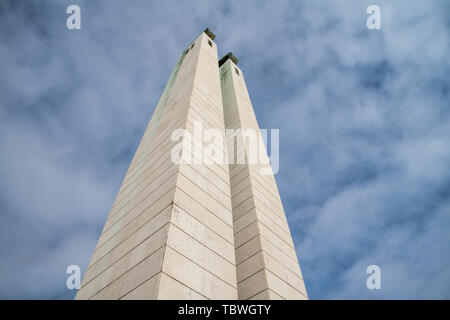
xmin=0 ymin=0 xmax=449 ymax=299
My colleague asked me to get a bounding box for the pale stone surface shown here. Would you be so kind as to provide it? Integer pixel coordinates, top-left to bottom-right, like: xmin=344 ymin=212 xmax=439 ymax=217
xmin=165 ymin=222 xmax=237 ymax=285
xmin=83 ymin=206 xmax=171 ymax=284
xmin=91 ymin=194 xmax=174 ymax=265
xmin=77 ymin=31 xmax=307 ymax=300
xmin=157 ymin=273 xmax=207 ymax=300
xmin=248 ymin=288 xmax=284 ymax=300
xmin=170 ymin=204 xmax=235 ymax=263
xmin=235 ymin=236 xmax=262 ymax=265
xmin=78 ymin=226 xmax=169 ymax=299
xmin=234 ymin=207 xmax=258 ymax=234
xmin=220 ymin=58 xmax=308 ymax=300
xmin=175 ymin=173 xmax=233 ymax=227
xmin=162 ymin=246 xmax=237 ymax=299
xmin=96 ymin=184 xmax=176 ymax=250
xmin=173 ymin=187 xmax=234 ymax=243
xmin=237 ymin=268 xmax=267 ymax=299
xmin=77 ymin=31 xmax=238 ymax=300
xmin=90 ymin=247 xmax=166 ymax=300
xmin=236 ymin=251 xmax=265 ymax=283
xmin=120 ymin=274 xmax=160 ymax=300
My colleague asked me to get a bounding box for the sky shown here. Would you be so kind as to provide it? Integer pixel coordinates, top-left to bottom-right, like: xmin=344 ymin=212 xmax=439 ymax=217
xmin=0 ymin=0 xmax=449 ymax=299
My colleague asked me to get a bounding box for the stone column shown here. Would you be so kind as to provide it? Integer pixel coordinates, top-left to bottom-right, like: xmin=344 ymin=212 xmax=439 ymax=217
xmin=220 ymin=56 xmax=308 ymax=300
xmin=76 ymin=30 xmax=237 ymax=300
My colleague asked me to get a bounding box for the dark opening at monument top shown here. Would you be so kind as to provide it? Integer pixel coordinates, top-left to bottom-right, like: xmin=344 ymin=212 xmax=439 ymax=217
xmin=219 ymin=52 xmax=239 ymax=67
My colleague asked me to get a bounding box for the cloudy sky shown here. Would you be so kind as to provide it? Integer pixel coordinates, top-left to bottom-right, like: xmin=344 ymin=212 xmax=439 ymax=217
xmin=0 ymin=0 xmax=449 ymax=299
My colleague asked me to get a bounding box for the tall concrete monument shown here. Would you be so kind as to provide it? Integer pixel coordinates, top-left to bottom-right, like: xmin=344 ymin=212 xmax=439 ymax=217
xmin=76 ymin=29 xmax=307 ymax=300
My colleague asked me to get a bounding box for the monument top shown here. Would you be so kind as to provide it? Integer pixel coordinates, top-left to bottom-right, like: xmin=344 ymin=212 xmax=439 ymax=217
xmin=203 ymin=28 xmax=216 ymax=41
xmin=219 ymin=52 xmax=239 ymax=67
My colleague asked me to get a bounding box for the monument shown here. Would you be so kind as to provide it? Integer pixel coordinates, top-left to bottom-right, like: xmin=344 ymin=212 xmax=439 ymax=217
xmin=76 ymin=29 xmax=307 ymax=300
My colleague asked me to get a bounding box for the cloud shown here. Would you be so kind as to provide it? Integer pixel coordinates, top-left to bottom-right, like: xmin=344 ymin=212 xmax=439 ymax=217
xmin=0 ymin=0 xmax=449 ymax=299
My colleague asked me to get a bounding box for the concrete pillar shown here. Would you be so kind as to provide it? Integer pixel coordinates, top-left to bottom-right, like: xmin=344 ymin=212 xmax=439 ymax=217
xmin=220 ymin=57 xmax=308 ymax=300
xmin=76 ymin=30 xmax=308 ymax=300
xmin=76 ymin=30 xmax=237 ymax=300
